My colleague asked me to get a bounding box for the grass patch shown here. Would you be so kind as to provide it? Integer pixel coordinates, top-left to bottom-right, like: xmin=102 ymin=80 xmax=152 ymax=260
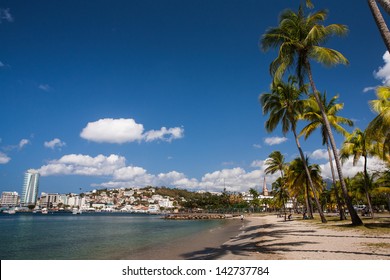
xmin=296 ymin=213 xmax=390 ymax=235
xmin=362 ymin=242 xmax=390 ymax=249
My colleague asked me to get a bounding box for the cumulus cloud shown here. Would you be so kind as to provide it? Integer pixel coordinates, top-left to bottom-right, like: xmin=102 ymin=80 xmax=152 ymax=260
xmin=38 ymin=154 xmax=126 ymax=176
xmin=0 ymin=8 xmax=13 ymax=23
xmin=37 ymin=152 xmax=286 ymax=193
xmin=374 ymin=51 xmax=390 ymax=85
xmin=253 ymin=144 xmax=262 ymax=149
xmin=319 ymin=156 xmax=388 ymax=180
xmin=0 ymin=152 xmax=11 ymax=164
xmin=44 ymin=138 xmax=66 ymax=150
xmin=80 ymin=118 xmax=184 ymax=144
xmin=264 ymin=136 xmax=288 ymax=146
xmin=310 ymin=149 xmax=329 ymax=160
xmin=80 ymin=118 xmax=145 ymax=143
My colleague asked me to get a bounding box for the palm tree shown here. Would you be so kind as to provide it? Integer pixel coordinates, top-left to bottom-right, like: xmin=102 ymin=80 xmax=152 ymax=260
xmin=265 ymin=151 xmax=286 ymax=178
xmin=261 ymin=6 xmax=362 ymax=225
xmin=367 ymin=86 xmax=390 ymax=163
xmin=264 ymin=150 xmax=287 ymax=219
xmin=260 ymin=77 xmax=327 ymax=223
xmin=300 ymin=92 xmax=353 ymax=220
xmin=368 ymin=0 xmax=390 ymax=53
xmin=271 ymin=177 xmax=289 ymax=215
xmin=287 ymin=156 xmax=324 ymax=219
xmin=340 ymin=128 xmax=375 ymax=217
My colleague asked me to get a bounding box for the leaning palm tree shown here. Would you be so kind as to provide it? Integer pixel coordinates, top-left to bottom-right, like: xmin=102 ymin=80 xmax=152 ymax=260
xmin=260 ymin=76 xmax=327 ymax=223
xmin=367 ymin=86 xmax=390 ymax=163
xmin=287 ymin=156 xmax=324 ymax=219
xmin=340 ymin=128 xmax=375 ymax=218
xmin=300 ymin=92 xmax=353 ymax=220
xmin=368 ymin=0 xmax=390 ymax=53
xmin=261 ymin=6 xmax=362 ymax=225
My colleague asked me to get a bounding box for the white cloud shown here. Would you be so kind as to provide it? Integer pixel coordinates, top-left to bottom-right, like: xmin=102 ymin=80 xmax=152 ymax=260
xmin=143 ymin=126 xmax=184 ymax=142
xmin=38 ymin=84 xmax=51 ymax=92
xmin=319 ymin=156 xmax=388 ymax=180
xmin=374 ymin=51 xmax=390 ymax=85
xmin=44 ymin=138 xmax=66 ymax=150
xmin=80 ymin=118 xmax=145 ymax=144
xmin=0 ymin=152 xmax=11 ymax=164
xmin=311 ymin=149 xmax=329 ymax=160
xmin=0 ymin=61 xmax=4 ymax=67
xmin=253 ymin=144 xmax=262 ymax=149
xmin=38 ymin=154 xmax=126 ymax=176
xmin=0 ymin=8 xmax=13 ymax=23
xmin=264 ymin=136 xmax=288 ymax=146
xmin=363 ymin=86 xmax=377 ymax=93
xmin=18 ymin=139 xmax=30 ymax=149
xmin=80 ymin=118 xmax=184 ymax=144
xmin=37 ymin=152 xmax=285 ymax=193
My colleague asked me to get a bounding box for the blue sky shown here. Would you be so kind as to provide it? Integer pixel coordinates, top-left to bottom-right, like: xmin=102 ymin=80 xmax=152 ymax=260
xmin=0 ymin=0 xmax=389 ymax=195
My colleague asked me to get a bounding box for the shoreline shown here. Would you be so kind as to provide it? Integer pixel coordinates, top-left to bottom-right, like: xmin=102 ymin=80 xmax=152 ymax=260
xmin=123 ymin=217 xmax=245 ymax=260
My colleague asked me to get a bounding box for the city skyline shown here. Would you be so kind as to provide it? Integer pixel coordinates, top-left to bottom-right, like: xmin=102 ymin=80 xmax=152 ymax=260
xmin=1 ymin=0 xmax=389 ymax=195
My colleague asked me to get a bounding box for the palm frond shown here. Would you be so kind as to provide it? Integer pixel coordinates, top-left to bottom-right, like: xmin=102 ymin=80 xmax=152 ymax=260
xmin=310 ymin=46 xmax=349 ymax=66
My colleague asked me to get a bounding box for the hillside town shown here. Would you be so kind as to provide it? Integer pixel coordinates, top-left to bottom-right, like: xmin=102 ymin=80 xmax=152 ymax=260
xmin=0 ymin=185 xmax=273 ymax=214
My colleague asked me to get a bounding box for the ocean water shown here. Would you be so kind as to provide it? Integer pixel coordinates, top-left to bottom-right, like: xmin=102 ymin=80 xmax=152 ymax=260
xmin=0 ymin=212 xmax=229 ymax=260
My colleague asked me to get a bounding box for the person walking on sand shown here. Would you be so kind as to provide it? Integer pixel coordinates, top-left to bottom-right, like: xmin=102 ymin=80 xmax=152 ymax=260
xmin=240 ymin=214 xmax=244 ymax=221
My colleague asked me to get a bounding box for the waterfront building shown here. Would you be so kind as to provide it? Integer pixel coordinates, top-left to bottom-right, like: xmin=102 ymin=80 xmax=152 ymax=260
xmin=1 ymin=191 xmax=19 ymax=207
xmin=21 ymin=170 xmax=40 ymax=206
xmin=39 ymin=193 xmax=61 ymax=208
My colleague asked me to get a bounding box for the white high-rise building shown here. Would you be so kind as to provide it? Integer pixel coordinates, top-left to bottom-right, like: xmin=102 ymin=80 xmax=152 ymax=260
xmin=1 ymin=191 xmax=19 ymax=206
xmin=21 ymin=170 xmax=40 ymax=206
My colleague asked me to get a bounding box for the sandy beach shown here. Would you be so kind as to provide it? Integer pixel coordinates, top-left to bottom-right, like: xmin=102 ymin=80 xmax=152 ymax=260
xmin=175 ymin=214 xmax=390 ymax=260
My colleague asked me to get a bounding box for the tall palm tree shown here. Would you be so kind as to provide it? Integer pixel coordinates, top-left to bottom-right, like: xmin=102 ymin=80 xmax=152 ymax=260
xmin=340 ymin=128 xmax=375 ymax=218
xmin=368 ymin=0 xmax=390 ymax=53
xmin=300 ymin=93 xmax=353 ymax=220
xmin=260 ymin=77 xmax=327 ymax=223
xmin=287 ymin=156 xmax=324 ymax=219
xmin=261 ymin=6 xmax=362 ymax=225
xmin=367 ymin=86 xmax=390 ymax=163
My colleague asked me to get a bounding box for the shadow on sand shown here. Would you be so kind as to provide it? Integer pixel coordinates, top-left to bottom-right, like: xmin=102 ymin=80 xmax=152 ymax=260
xmin=180 ymin=219 xmax=390 ymax=260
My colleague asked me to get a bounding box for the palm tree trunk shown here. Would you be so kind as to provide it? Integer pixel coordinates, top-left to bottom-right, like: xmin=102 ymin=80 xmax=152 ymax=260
xmin=377 ymin=0 xmax=390 ymax=15
xmin=292 ymin=127 xmax=327 ymax=223
xmin=363 ymin=155 xmax=375 ymax=218
xmin=305 ymin=177 xmax=314 ymax=219
xmin=305 ymin=61 xmax=363 ymax=226
xmin=368 ymin=0 xmax=390 ymax=53
xmin=325 ymin=136 xmax=347 ymax=220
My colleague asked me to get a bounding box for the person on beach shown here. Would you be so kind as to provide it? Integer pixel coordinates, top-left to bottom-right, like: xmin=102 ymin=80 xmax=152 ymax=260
xmin=240 ymin=214 xmax=244 ymax=221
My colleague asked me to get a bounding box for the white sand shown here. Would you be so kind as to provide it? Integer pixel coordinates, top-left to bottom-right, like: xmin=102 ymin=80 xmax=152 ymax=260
xmin=216 ymin=214 xmax=390 ymax=260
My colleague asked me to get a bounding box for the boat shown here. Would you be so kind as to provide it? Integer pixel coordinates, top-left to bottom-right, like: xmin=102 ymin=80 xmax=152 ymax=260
xmin=5 ymin=208 xmax=16 ymax=214
xmin=41 ymin=208 xmax=48 ymax=214
xmin=72 ymin=208 xmax=82 ymax=215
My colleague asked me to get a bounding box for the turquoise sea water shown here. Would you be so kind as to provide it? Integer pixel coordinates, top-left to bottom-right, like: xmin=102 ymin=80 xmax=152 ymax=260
xmin=0 ymin=212 xmax=228 ymax=260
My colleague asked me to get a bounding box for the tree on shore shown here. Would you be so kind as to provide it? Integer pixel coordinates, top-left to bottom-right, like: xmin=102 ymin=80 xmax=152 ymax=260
xmin=340 ymin=128 xmax=376 ymax=218
xmin=260 ymin=5 xmax=362 ymax=225
xmin=300 ymin=93 xmax=353 ymax=220
xmin=260 ymin=77 xmax=327 ymax=223
xmin=286 ymin=156 xmax=324 ymax=218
